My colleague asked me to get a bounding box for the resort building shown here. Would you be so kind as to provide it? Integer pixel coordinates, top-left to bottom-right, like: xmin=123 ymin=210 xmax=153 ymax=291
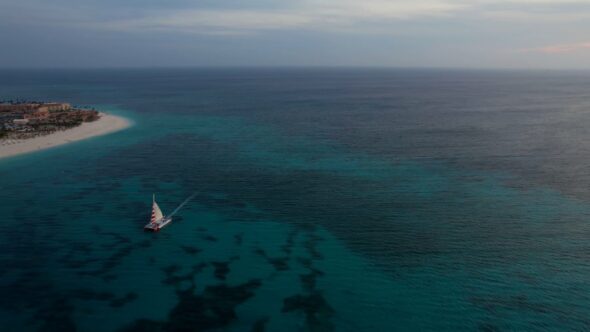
xmin=43 ymin=103 xmax=71 ymax=112
xmin=0 ymin=103 xmax=40 ymax=112
xmin=24 ymin=108 xmax=50 ymax=120
xmin=13 ymin=119 xmax=29 ymax=125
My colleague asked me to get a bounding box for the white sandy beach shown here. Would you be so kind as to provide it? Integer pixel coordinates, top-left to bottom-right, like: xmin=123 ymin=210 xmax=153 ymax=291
xmin=0 ymin=113 xmax=131 ymax=160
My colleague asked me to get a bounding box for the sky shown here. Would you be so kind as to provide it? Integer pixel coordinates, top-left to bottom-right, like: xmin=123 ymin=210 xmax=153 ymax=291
xmin=1 ymin=0 xmax=590 ymax=69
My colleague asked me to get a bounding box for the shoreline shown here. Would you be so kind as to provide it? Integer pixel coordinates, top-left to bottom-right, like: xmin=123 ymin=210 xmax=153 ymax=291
xmin=0 ymin=113 xmax=131 ymax=160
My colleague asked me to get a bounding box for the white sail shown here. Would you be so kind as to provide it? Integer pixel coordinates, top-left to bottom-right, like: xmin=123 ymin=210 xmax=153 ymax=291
xmin=151 ymin=194 xmax=164 ymax=222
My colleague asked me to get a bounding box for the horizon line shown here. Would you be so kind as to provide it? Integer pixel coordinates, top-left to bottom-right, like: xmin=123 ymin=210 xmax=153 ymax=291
xmin=1 ymin=65 xmax=590 ymax=72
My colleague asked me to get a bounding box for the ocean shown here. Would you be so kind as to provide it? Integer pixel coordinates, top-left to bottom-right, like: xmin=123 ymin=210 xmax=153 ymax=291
xmin=1 ymin=68 xmax=590 ymax=331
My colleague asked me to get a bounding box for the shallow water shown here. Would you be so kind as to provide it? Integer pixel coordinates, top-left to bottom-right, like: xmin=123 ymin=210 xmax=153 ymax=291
xmin=2 ymin=69 xmax=590 ymax=331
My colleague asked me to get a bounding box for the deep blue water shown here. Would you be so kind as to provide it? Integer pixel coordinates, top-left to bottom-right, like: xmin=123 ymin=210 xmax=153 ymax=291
xmin=2 ymin=68 xmax=590 ymax=331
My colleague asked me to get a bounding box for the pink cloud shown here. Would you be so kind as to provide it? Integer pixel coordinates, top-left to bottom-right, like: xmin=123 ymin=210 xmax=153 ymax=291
xmin=521 ymin=42 xmax=590 ymax=54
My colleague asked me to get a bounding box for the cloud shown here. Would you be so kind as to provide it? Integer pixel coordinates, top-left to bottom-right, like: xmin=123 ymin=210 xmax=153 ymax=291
xmin=101 ymin=0 xmax=465 ymax=35
xmin=106 ymin=10 xmax=312 ymax=35
xmin=520 ymin=42 xmax=590 ymax=54
xmin=2 ymin=0 xmax=590 ymax=35
xmin=2 ymin=0 xmax=590 ymax=68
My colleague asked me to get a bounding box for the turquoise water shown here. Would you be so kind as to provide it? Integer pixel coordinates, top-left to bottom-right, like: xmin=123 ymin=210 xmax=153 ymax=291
xmin=2 ymin=69 xmax=590 ymax=331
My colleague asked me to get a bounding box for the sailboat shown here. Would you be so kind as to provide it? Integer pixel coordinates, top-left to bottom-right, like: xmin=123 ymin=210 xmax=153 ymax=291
xmin=144 ymin=193 xmax=196 ymax=232
xmin=144 ymin=194 xmax=173 ymax=231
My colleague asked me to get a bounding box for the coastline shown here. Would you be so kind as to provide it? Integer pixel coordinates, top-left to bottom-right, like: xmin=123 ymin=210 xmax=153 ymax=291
xmin=0 ymin=113 xmax=131 ymax=160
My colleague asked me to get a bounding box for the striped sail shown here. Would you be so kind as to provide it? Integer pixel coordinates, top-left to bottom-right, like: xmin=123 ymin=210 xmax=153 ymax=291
xmin=151 ymin=195 xmax=164 ymax=222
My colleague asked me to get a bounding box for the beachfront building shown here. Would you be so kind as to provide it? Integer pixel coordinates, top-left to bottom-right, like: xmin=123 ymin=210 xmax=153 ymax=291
xmin=0 ymin=103 xmax=40 ymax=112
xmin=24 ymin=108 xmax=50 ymax=120
xmin=0 ymin=102 xmax=71 ymax=113
xmin=13 ymin=119 xmax=29 ymax=125
xmin=44 ymin=103 xmax=71 ymax=112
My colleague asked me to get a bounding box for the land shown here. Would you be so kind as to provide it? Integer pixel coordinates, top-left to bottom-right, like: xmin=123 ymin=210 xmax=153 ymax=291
xmin=0 ymin=102 xmax=100 ymax=139
xmin=0 ymin=101 xmax=130 ymax=159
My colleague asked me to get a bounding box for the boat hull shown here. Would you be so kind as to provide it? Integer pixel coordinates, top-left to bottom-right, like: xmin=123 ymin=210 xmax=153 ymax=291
xmin=144 ymin=217 xmax=172 ymax=232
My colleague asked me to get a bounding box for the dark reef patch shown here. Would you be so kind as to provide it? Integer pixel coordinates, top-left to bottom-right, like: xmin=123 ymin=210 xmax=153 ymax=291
xmin=162 ymin=264 xmax=181 ymax=275
xmin=5 ymin=270 xmax=54 ymax=312
xmin=251 ymin=317 xmax=269 ymax=332
xmin=281 ymin=230 xmax=298 ymax=255
xmin=137 ymin=239 xmax=152 ymax=248
xmin=478 ymin=323 xmax=501 ymax=332
xmin=180 ymin=245 xmax=201 ymax=255
xmin=254 ymin=248 xmax=289 ymax=271
xmin=282 ymin=292 xmax=335 ymax=332
xmin=304 ymin=233 xmax=324 ymax=260
xmin=234 ymin=233 xmax=244 ymax=246
xmin=119 ymin=279 xmax=262 ymax=332
xmin=95 ymin=245 xmax=134 ymax=275
xmin=300 ymin=270 xmax=324 ymax=292
xmin=98 ymin=231 xmax=132 ymax=247
xmin=202 ymin=235 xmax=218 ymax=242
xmin=167 ymin=279 xmax=262 ymax=331
xmin=74 ymin=237 xmax=156 ymax=278
xmin=288 ymin=234 xmax=332 ymax=330
xmin=297 ymin=257 xmax=313 ymax=269
xmin=268 ymin=257 xmax=289 ymax=271
xmin=35 ymin=297 xmax=76 ymax=332
xmin=109 ymin=292 xmax=139 ymax=308
xmin=117 ymin=319 xmax=162 ymax=332
xmin=59 ymin=256 xmax=101 ymax=269
xmin=162 ymin=263 xmax=208 ymax=290
xmin=70 ymin=288 xmax=138 ymax=308
xmin=71 ymin=288 xmax=114 ymax=302
xmin=102 ymin=274 xmax=118 ymax=282
xmin=211 ymin=261 xmax=231 ymax=280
